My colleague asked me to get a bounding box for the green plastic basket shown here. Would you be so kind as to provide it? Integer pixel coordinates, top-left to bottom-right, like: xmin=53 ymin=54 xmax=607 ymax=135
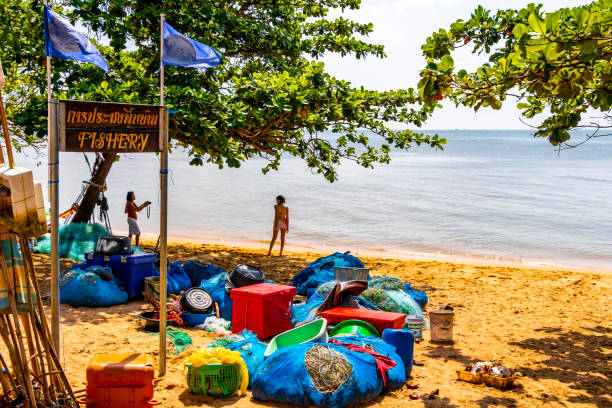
xmin=186 ymin=363 xmax=241 ymax=398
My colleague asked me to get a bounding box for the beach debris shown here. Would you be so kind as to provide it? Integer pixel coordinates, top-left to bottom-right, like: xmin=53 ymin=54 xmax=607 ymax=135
xmin=457 ymin=361 xmax=520 ymax=389
xmin=405 ymin=383 xmax=419 ymax=389
xmin=197 ymin=316 xmax=231 ymax=334
xmin=408 ymin=393 xmax=420 ymax=400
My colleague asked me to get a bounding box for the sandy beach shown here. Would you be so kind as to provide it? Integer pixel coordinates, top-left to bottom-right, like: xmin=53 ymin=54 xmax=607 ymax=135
xmin=29 ymin=238 xmax=612 ymax=408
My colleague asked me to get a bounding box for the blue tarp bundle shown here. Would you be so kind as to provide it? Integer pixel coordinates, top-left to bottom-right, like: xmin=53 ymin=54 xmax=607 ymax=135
xmin=182 ymin=260 xmax=226 ymax=287
xmin=153 ymin=261 xmax=192 ymax=295
xmin=290 ymin=253 xmax=368 ymax=296
xmin=405 ymin=282 xmax=428 ymax=308
xmin=252 ymin=337 xmax=401 ymax=408
xmin=207 ymin=330 xmax=266 ymax=388
xmin=60 ymin=265 xmax=128 ymax=307
xmin=199 ymin=273 xmax=233 ymax=320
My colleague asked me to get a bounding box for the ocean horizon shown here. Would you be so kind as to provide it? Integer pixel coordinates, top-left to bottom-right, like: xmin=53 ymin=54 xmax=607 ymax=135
xmin=18 ymin=129 xmax=612 ymax=271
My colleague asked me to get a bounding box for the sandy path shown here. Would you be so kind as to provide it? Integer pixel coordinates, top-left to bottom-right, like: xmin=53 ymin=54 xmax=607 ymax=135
xmin=26 ymin=240 xmax=612 ymax=407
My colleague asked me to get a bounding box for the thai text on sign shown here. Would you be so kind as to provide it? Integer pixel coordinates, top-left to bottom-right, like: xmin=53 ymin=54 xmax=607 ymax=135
xmin=58 ymin=100 xmax=166 ymax=153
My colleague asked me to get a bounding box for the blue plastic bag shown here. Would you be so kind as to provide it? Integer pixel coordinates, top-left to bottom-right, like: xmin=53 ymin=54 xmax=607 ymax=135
xmin=183 ymin=260 xmax=226 ymax=287
xmin=291 ymin=253 xmax=368 ymax=296
xmin=404 ymin=282 xmax=428 ymax=308
xmin=199 ymin=273 xmax=233 ymax=320
xmin=60 ymin=266 xmax=128 ymax=307
xmin=252 ymin=342 xmax=383 ymax=408
xmin=153 ymin=261 xmax=192 ymax=295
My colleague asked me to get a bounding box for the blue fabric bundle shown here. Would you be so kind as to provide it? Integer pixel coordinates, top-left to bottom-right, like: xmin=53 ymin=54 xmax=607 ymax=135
xmin=211 ymin=330 xmax=267 ymax=388
xmin=404 ymin=282 xmax=428 ymax=308
xmin=331 ymin=335 xmax=405 ymax=390
xmin=153 ymin=261 xmax=192 ymax=295
xmin=182 ymin=260 xmax=226 ymax=287
xmin=252 ymin=342 xmax=384 ymax=408
xmin=199 ymin=273 xmax=233 ymax=320
xmin=290 ymin=253 xmax=367 ymax=296
xmin=60 ymin=265 xmax=128 ymax=307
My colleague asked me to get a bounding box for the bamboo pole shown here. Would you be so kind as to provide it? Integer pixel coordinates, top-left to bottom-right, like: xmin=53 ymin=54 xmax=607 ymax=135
xmin=20 ymin=241 xmax=60 ymax=396
xmin=158 ymin=13 xmax=168 ymax=377
xmin=44 ymin=0 xmax=61 ymax=357
xmin=0 ymin=88 xmax=9 ymax=166
xmin=0 ymin=318 xmax=28 ymax=404
xmin=0 ymin=246 xmax=36 ymax=407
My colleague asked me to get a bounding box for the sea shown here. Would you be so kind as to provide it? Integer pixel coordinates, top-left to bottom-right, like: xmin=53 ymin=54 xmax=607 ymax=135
xmin=17 ymin=129 xmax=612 ymax=271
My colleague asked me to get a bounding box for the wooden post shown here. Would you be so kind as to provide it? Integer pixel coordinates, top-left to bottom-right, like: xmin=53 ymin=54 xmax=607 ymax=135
xmin=158 ymin=13 xmax=168 ymax=377
xmin=44 ymin=0 xmax=61 ymax=357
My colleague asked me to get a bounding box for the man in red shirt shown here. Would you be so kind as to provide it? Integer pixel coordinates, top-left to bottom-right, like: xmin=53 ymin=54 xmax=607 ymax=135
xmin=125 ymin=191 xmax=150 ymax=246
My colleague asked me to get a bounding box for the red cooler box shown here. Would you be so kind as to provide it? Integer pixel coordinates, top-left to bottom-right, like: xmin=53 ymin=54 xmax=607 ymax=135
xmin=230 ymin=283 xmax=296 ymax=339
xmin=322 ymin=308 xmax=406 ymax=334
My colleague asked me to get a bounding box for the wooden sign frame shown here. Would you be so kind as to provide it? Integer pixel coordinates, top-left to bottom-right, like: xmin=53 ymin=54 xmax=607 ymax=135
xmin=58 ymin=100 xmax=167 ymax=153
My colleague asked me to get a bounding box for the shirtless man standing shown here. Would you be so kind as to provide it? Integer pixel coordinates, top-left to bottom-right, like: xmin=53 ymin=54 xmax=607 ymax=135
xmin=268 ymin=195 xmax=289 ymax=256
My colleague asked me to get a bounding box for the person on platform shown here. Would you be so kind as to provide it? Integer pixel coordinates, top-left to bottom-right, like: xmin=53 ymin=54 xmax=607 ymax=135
xmin=268 ymin=195 xmax=289 ymax=256
xmin=125 ymin=191 xmax=150 ymax=246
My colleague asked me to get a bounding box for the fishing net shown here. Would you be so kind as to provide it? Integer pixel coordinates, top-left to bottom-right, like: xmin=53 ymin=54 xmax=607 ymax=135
xmin=290 ymin=253 xmax=367 ymax=296
xmin=183 ymin=260 xmax=226 ymax=287
xmin=252 ymin=342 xmax=383 ymax=408
xmin=34 ymin=223 xmax=142 ymax=261
xmin=207 ymin=330 xmax=267 ymax=388
xmin=368 ymin=275 xmax=405 ymax=290
xmin=152 ymin=261 xmax=192 ymax=295
xmin=60 ymin=265 xmax=128 ymax=307
xmin=305 ymin=344 xmax=353 ymax=394
xmin=361 ymin=287 xmax=397 ymax=310
xmin=167 ymin=327 xmax=192 ymax=354
xmin=199 ymin=273 xmax=233 ymax=320
xmin=315 ymin=281 xmax=339 ymax=298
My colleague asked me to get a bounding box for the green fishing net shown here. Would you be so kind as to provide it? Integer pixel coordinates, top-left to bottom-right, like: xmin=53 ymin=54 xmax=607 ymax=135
xmin=368 ymin=275 xmax=405 ymax=290
xmin=315 ymin=281 xmax=339 ymax=298
xmin=167 ymin=327 xmax=192 ymax=354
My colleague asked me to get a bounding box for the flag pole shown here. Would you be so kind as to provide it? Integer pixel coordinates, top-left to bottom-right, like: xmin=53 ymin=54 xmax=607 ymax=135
xmin=158 ymin=13 xmax=168 ymax=377
xmin=44 ymin=0 xmax=61 ymax=358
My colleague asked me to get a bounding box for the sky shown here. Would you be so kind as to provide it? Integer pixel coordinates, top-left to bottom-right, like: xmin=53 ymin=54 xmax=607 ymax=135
xmin=322 ymin=0 xmax=589 ymax=130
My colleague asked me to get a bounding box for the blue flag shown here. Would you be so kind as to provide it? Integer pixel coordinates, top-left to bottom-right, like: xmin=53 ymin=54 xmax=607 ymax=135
xmin=162 ymin=22 xmax=221 ymax=69
xmin=43 ymin=6 xmax=109 ymax=73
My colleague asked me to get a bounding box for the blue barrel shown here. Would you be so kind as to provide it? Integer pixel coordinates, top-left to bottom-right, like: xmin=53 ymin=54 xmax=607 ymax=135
xmin=382 ymin=328 xmax=414 ymax=377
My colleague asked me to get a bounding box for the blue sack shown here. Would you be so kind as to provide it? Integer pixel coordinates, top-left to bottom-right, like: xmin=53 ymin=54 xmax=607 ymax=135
xmin=210 ymin=330 xmax=266 ymax=388
xmin=199 ymin=273 xmax=233 ymax=320
xmin=291 ymin=253 xmax=367 ymax=296
xmin=153 ymin=261 xmax=192 ymax=295
xmin=252 ymin=342 xmax=383 ymax=408
xmin=404 ymin=282 xmax=428 ymax=308
xmin=183 ymin=260 xmax=226 ymax=287
xmin=60 ymin=265 xmax=128 ymax=307
xmin=330 ymin=335 xmax=406 ymax=390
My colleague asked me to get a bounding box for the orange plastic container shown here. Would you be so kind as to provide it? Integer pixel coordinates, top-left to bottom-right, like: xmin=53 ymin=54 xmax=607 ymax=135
xmin=82 ymin=353 xmax=159 ymax=408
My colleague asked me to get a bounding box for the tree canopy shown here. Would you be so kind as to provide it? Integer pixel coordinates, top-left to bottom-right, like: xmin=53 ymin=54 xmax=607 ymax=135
xmin=418 ymin=0 xmax=612 ymax=147
xmin=0 ymin=0 xmax=445 ymax=182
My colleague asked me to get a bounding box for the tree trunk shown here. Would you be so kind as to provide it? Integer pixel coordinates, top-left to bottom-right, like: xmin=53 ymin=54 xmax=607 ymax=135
xmin=71 ymin=153 xmax=117 ymax=224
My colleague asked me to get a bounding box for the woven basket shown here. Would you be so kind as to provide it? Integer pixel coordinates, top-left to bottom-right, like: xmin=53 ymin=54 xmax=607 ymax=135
xmin=456 ymin=370 xmax=517 ymax=389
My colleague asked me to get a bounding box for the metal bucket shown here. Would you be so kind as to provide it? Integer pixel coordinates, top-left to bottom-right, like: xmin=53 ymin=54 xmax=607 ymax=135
xmin=144 ymin=276 xmax=160 ymax=302
xmin=429 ymin=309 xmax=454 ymax=343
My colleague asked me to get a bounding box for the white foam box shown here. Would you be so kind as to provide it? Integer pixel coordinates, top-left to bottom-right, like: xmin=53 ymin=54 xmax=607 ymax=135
xmin=0 ymin=164 xmax=34 ymax=224
xmin=33 ymin=181 xmax=46 ymax=227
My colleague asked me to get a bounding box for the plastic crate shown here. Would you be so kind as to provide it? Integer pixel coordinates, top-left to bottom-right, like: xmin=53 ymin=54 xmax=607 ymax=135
xmin=334 ymin=267 xmax=370 ymax=281
xmin=186 ymin=363 xmax=241 ymax=398
xmin=84 ymin=252 xmax=156 ymax=297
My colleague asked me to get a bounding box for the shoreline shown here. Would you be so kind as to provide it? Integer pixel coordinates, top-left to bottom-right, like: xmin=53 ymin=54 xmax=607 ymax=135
xmin=120 ymin=230 xmax=612 ymax=275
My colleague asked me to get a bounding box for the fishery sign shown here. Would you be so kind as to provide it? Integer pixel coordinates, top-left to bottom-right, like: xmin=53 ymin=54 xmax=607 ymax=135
xmin=58 ymin=100 xmax=167 ymax=153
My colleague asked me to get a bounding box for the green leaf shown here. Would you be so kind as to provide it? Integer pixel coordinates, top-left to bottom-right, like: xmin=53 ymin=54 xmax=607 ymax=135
xmin=528 ymin=12 xmax=546 ymax=35
xmin=512 ymin=23 xmax=529 ymax=39
xmin=438 ymin=54 xmax=454 ymax=71
xmin=579 ymin=40 xmax=597 ymax=57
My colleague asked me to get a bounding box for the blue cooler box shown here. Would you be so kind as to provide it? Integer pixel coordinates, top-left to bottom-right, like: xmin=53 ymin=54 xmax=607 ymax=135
xmin=84 ymin=252 xmax=156 ymax=298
